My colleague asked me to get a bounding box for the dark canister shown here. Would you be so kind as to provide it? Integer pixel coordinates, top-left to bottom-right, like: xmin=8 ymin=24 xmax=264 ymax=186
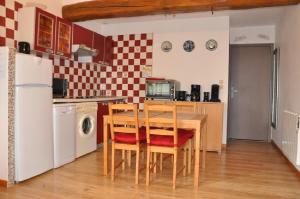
xmin=177 ymin=91 xmax=187 ymax=101
xmin=203 ymin=92 xmax=210 ymax=102
xmin=191 ymin=84 xmax=201 ymax=101
xmin=18 ymin=42 xmax=31 ymax=54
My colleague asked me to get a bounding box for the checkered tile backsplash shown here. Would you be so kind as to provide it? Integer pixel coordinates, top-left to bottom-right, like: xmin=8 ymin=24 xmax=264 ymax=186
xmin=0 ymin=0 xmax=22 ymax=47
xmin=102 ymin=33 xmax=153 ymax=109
xmin=0 ymin=0 xmax=154 ymax=107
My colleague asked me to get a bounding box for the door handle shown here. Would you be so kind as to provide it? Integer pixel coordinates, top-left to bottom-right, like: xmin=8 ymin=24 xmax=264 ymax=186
xmin=231 ymin=87 xmax=238 ymax=99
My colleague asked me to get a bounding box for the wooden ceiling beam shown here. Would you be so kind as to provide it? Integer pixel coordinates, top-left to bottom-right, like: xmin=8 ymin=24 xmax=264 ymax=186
xmin=62 ymin=0 xmax=300 ymax=22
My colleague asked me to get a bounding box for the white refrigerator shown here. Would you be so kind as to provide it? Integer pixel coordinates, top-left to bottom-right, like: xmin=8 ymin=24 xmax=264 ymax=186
xmin=15 ymin=53 xmax=54 ymax=182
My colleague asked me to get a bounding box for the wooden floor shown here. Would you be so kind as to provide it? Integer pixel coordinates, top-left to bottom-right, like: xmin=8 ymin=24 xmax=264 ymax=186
xmin=1 ymin=140 xmax=300 ymax=199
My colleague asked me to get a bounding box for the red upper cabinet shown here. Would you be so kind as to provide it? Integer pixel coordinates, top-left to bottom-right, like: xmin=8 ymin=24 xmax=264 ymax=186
xmin=73 ymin=24 xmax=94 ymax=49
xmin=55 ymin=17 xmax=72 ymax=58
xmin=93 ymin=33 xmax=105 ymax=63
xmin=104 ymin=36 xmax=114 ymax=66
xmin=34 ymin=8 xmax=56 ymax=54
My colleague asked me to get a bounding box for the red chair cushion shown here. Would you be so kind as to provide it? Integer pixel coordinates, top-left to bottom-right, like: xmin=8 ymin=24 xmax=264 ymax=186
xmin=150 ymin=132 xmax=190 ymax=147
xmin=178 ymin=128 xmax=194 ymax=139
xmin=114 ymin=127 xmax=146 ymax=144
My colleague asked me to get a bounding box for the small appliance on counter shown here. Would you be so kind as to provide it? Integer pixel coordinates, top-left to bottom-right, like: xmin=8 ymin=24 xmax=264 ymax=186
xmin=191 ymin=84 xmax=201 ymax=102
xmin=210 ymin=84 xmax=221 ymax=102
xmin=146 ymin=78 xmax=179 ymax=100
xmin=176 ymin=91 xmax=187 ymax=101
xmin=203 ymin=92 xmax=210 ymax=102
xmin=53 ymin=78 xmax=68 ymax=98
xmin=18 ymin=41 xmax=30 ymax=54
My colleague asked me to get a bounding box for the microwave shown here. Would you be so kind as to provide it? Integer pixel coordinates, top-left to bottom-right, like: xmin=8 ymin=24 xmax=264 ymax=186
xmin=146 ymin=79 xmax=179 ymax=100
xmin=53 ymin=78 xmax=68 ymax=98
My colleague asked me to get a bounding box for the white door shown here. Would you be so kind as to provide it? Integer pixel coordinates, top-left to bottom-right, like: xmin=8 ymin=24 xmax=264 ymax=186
xmin=15 ymin=86 xmax=53 ymax=181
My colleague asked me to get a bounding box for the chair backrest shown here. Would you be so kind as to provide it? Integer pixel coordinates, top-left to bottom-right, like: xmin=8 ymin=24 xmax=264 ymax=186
xmin=176 ymin=101 xmax=196 ymax=113
xmin=109 ymin=103 xmax=139 ymax=143
xmin=144 ymin=104 xmax=178 ymax=146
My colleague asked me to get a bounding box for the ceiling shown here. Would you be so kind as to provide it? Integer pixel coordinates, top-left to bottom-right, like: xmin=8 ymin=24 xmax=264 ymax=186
xmin=76 ymin=6 xmax=289 ymax=28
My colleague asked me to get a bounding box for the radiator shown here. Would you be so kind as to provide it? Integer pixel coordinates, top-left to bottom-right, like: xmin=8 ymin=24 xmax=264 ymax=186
xmin=282 ymin=110 xmax=300 ymax=167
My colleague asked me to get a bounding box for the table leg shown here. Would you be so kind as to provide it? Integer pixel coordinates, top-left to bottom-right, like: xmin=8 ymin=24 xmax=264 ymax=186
xmin=104 ymin=117 xmax=108 ymax=176
xmin=202 ymin=121 xmax=207 ymax=169
xmin=194 ymin=122 xmax=201 ymax=187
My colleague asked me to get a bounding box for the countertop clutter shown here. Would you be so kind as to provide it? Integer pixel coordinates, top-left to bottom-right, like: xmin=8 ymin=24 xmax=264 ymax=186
xmin=53 ymin=96 xmax=128 ymax=103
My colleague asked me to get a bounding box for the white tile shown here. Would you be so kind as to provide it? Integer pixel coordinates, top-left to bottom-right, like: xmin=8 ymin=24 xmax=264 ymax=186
xmin=135 ymin=34 xmax=141 ymax=40
xmin=117 ymin=78 xmax=122 ymax=84
xmin=128 ymin=78 xmax=134 ymax=84
xmin=133 ymin=84 xmax=139 ymax=90
xmin=6 ymin=0 xmax=14 ymax=10
xmin=122 ymin=84 xmax=128 ymax=90
xmin=5 ymin=18 xmax=14 ymax=30
xmin=5 ymin=38 xmax=14 ymax=48
xmin=117 ymin=90 xmax=122 ymax=96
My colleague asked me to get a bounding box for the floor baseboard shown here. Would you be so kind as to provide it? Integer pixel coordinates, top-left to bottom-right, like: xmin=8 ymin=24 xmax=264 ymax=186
xmin=271 ymin=140 xmax=300 ymax=178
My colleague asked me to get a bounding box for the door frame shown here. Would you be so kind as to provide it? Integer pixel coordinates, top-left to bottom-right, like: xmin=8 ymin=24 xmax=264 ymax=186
xmin=228 ymin=44 xmax=274 ymax=142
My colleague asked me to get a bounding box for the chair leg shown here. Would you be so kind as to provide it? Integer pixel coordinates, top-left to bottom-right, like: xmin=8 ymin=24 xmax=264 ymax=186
xmin=128 ymin=150 xmax=132 ymax=168
xmin=154 ymin=153 xmax=157 ymax=174
xmin=135 ymin=149 xmax=140 ymax=185
xmin=160 ymin=153 xmax=163 ymax=172
xmin=183 ymin=147 xmax=187 ymax=177
xmin=188 ymin=139 xmax=192 ymax=174
xmin=111 ymin=145 xmax=115 ymax=181
xmin=146 ymin=148 xmax=151 ymax=186
xmin=122 ymin=150 xmax=126 ymax=170
xmin=173 ymin=150 xmax=178 ymax=189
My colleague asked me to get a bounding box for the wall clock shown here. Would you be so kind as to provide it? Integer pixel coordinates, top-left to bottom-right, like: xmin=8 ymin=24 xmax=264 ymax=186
xmin=161 ymin=41 xmax=172 ymax=52
xmin=206 ymin=39 xmax=218 ymax=51
xmin=183 ymin=40 xmax=195 ymax=52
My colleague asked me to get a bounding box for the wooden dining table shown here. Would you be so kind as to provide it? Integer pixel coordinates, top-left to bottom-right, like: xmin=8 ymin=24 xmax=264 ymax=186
xmin=102 ymin=111 xmax=208 ymax=187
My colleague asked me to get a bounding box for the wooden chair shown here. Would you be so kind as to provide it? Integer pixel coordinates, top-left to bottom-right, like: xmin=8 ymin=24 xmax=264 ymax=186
xmin=175 ymin=101 xmax=197 ymax=174
xmin=109 ymin=103 xmax=146 ymax=184
xmin=144 ymin=104 xmax=192 ymax=189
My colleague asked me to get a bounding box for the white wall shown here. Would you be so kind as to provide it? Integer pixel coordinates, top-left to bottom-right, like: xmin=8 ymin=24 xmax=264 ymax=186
xmin=230 ymin=25 xmax=275 ymax=44
xmin=103 ymin=17 xmax=230 ymax=144
xmin=272 ymin=5 xmax=300 ymax=150
xmin=0 ymin=47 xmax=9 ymax=181
xmin=18 ymin=0 xmax=63 ymax=17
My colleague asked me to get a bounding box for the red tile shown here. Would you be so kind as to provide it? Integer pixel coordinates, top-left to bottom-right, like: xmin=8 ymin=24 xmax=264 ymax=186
xmin=6 ymin=28 xmax=14 ymax=39
xmin=140 ymin=59 xmax=146 ymax=65
xmin=127 ymin=97 xmax=133 ymax=103
xmin=0 ymin=37 xmax=5 ymax=46
xmin=128 ymin=84 xmax=133 ymax=90
xmin=118 ymin=35 xmax=124 ymax=41
xmin=0 ymin=0 xmax=5 ymax=6
xmin=78 ymin=90 xmax=82 ymax=96
xmin=128 ymin=59 xmax=134 ymax=65
xmin=74 ymin=68 xmax=78 ymax=75
xmin=117 ymin=72 xmax=122 ymax=78
xmin=141 ymin=34 xmax=147 ymax=40
xmin=147 ymin=40 xmax=153 ymax=46
xmin=122 ymin=78 xmax=128 ymax=84
xmin=140 ymin=84 xmax=145 ymax=90
xmin=134 ymin=90 xmax=139 ymax=96
xmin=123 ymin=65 xmax=128 ymax=71
xmin=112 ymin=90 xmax=116 ymax=96
xmin=122 ymin=90 xmax=127 ymax=96
xmin=134 ymin=53 xmax=140 ymax=59
xmin=123 ymin=41 xmax=129 ymax=47
xmin=112 ymin=78 xmax=117 ymax=84
xmin=15 ymin=2 xmax=23 ymax=11
xmin=54 ymin=66 xmax=59 ymax=73
xmin=74 ymin=83 xmax=78 ymax=89
xmin=69 ymin=90 xmax=74 ymax=97
xmin=100 ymin=78 xmax=106 ymax=83
xmin=117 ymin=59 xmax=122 ymax=65
xmin=129 ymin=47 xmax=134 ymax=53
xmin=146 ymin=52 xmax=152 ymax=59
xmin=86 ymin=77 xmax=90 ymax=83
xmin=0 ymin=16 xmax=5 ymax=26
xmin=86 ymin=63 xmax=90 ymax=70
xmin=129 ymin=34 xmax=135 ymax=40
xmin=141 ymin=46 xmax=146 ymax=52
xmin=60 ymin=58 xmax=65 ymax=66
xmin=117 ymin=84 xmax=122 ymax=90
xmin=128 ymin=72 xmax=134 ymax=77
xmin=78 ymin=76 xmax=82 ymax=82
xmin=135 ymin=40 xmax=141 ymax=46
xmin=86 ymin=90 xmax=90 ymax=96
xmin=134 ymin=78 xmax=139 ymax=84
xmin=6 ymin=8 xmax=14 ymax=19
xmin=82 ymin=84 xmax=86 ymax=89
xmin=134 ymin=65 xmax=139 ymax=71
xmin=123 ymin=53 xmax=128 ymax=59
xmin=82 ymin=69 xmax=86 ymax=76
xmin=65 ymin=67 xmax=69 ymax=74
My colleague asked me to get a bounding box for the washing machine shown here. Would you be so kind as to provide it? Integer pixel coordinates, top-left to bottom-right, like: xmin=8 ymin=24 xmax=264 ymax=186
xmin=76 ymin=102 xmax=98 ymax=158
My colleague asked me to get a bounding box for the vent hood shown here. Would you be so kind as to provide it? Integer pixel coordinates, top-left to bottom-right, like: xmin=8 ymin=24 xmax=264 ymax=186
xmin=72 ymin=44 xmax=98 ymax=57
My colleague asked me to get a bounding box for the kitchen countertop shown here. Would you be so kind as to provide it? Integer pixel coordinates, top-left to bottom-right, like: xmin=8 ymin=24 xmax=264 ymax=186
xmin=53 ymin=96 xmax=127 ymax=103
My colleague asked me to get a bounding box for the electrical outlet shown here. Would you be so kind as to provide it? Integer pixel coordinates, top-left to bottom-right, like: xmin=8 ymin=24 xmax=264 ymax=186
xmin=219 ymin=80 xmax=224 ymax=89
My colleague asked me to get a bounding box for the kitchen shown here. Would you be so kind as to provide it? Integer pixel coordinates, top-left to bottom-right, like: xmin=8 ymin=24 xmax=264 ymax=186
xmin=1 ymin=0 xmax=300 ymax=198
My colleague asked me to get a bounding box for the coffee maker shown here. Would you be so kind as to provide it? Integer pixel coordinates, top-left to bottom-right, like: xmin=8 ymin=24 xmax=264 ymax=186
xmin=190 ymin=84 xmax=201 ymax=102
xmin=210 ymin=84 xmax=221 ymax=102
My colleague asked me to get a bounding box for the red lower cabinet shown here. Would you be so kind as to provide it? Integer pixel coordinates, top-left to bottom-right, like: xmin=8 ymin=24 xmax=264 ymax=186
xmin=97 ymin=103 xmax=109 ymax=144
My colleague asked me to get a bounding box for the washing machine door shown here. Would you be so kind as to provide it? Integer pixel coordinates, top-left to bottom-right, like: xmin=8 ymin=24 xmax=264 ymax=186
xmin=79 ymin=115 xmax=95 ymax=137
